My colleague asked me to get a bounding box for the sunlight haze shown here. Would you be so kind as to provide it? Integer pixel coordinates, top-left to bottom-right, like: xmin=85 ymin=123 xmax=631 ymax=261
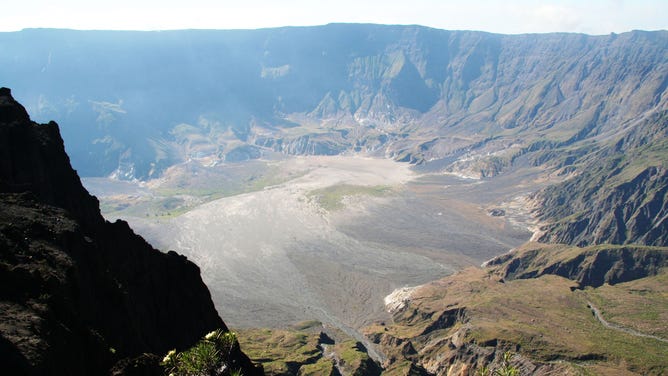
xmin=2 ymin=0 xmax=667 ymax=35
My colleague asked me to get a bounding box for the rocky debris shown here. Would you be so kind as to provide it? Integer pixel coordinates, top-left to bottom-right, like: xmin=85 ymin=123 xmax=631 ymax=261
xmin=384 ymin=286 xmax=419 ymax=314
xmin=0 ymin=88 xmax=262 ymax=375
xmin=254 ymin=134 xmax=348 ymax=156
xmin=488 ymin=208 xmax=505 ymax=217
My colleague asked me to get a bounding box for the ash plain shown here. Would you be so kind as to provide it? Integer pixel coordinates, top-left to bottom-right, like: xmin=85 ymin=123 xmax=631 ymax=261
xmin=84 ymin=156 xmax=535 ymax=338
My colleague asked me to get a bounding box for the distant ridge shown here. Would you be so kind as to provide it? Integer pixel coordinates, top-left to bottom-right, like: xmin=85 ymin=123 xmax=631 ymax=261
xmin=1 ymin=25 xmax=665 ymax=180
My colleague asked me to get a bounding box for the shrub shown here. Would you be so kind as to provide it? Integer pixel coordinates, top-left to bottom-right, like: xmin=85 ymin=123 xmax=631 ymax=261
xmin=161 ymin=329 xmax=243 ymax=376
xmin=476 ymin=351 xmax=520 ymax=376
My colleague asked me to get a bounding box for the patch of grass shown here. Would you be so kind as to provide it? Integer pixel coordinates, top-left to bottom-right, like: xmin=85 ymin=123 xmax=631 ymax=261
xmin=334 ymin=340 xmax=369 ymax=374
xmin=380 ymin=360 xmax=419 ymax=376
xmin=234 ymin=328 xmax=322 ymax=375
xmin=290 ymin=320 xmax=323 ymax=331
xmin=236 ymin=324 xmax=379 ymax=376
xmin=296 ymin=358 xmax=336 ymax=376
xmin=474 ymin=277 xmax=667 ymax=369
xmin=615 ymin=137 xmax=668 ymax=183
xmin=584 ymin=269 xmax=668 ymax=338
xmin=307 ymin=184 xmax=392 ymax=211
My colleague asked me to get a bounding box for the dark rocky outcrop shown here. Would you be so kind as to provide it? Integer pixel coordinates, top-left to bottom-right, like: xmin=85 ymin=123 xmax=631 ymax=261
xmin=487 ymin=244 xmax=668 ymax=288
xmin=420 ymin=308 xmax=468 ymax=336
xmin=0 ymin=88 xmax=262 ymax=375
xmin=0 ymin=87 xmax=102 ymax=229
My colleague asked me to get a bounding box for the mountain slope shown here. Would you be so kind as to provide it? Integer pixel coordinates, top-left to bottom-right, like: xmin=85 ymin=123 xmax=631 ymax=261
xmin=2 ymin=24 xmax=668 ymax=375
xmin=1 ymin=26 xmax=666 ymax=180
xmin=0 ymin=88 xmax=261 ymax=375
xmin=365 ymin=243 xmax=668 ymax=376
xmin=533 ymin=110 xmax=668 ymax=246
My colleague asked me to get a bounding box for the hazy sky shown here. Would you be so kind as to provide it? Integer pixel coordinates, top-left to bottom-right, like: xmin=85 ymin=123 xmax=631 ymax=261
xmin=2 ymin=0 xmax=667 ymax=35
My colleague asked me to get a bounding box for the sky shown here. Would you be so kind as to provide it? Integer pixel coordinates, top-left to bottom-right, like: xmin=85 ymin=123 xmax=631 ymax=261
xmin=1 ymin=0 xmax=667 ymax=35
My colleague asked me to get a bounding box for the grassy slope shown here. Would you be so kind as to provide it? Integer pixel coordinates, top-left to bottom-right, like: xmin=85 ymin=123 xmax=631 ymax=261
xmin=235 ymin=326 xmax=325 ymax=375
xmin=364 ymin=245 xmax=668 ymax=375
xmin=235 ymin=321 xmax=379 ymax=376
xmin=533 ymin=110 xmax=668 ymax=246
xmin=585 ymin=270 xmax=668 ymax=339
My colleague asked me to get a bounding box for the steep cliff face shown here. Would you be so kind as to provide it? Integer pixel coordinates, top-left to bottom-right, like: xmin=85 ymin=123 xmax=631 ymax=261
xmin=534 ymin=110 xmax=668 ymax=247
xmin=0 ymin=87 xmax=102 ymax=229
xmin=537 ymin=166 xmax=668 ymax=246
xmin=0 ymin=88 xmax=261 ymax=375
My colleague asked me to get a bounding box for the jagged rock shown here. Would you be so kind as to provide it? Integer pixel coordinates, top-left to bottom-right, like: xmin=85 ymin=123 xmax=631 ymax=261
xmin=0 ymin=87 xmax=103 ymax=229
xmin=0 ymin=88 xmax=262 ymax=375
xmin=488 ymin=209 xmax=505 ymax=217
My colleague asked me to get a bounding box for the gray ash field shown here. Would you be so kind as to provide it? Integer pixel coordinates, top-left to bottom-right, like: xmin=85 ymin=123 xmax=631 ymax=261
xmin=85 ymin=156 xmax=535 ymax=332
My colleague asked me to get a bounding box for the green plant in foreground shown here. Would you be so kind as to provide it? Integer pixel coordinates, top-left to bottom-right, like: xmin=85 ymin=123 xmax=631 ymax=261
xmin=476 ymin=365 xmax=491 ymax=376
xmin=477 ymin=351 xmax=520 ymax=376
xmin=161 ymin=329 xmax=243 ymax=376
xmin=494 ymin=351 xmax=520 ymax=376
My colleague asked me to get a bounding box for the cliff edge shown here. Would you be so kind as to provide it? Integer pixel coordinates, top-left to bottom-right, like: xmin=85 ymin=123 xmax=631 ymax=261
xmin=0 ymin=87 xmax=261 ymax=375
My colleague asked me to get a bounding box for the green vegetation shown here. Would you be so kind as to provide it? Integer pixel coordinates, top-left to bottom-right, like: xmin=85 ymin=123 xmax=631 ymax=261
xmin=583 ymin=269 xmax=668 ymax=338
xmin=379 ymin=360 xmax=420 ymax=376
xmin=236 ymin=322 xmax=379 ymax=376
xmin=290 ymin=320 xmax=323 ymax=331
xmin=307 ymin=184 xmax=392 ymax=211
xmin=295 ymin=358 xmax=336 ymax=376
xmin=161 ymin=329 xmax=243 ymax=376
xmin=533 ymin=111 xmax=668 ymax=246
xmin=99 ymin=161 xmax=307 ymax=218
xmin=234 ymin=327 xmax=323 ymax=375
xmin=333 ymin=339 xmax=380 ymax=375
xmin=476 ymin=352 xmax=519 ymax=376
xmin=366 ymin=244 xmax=668 ymax=375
